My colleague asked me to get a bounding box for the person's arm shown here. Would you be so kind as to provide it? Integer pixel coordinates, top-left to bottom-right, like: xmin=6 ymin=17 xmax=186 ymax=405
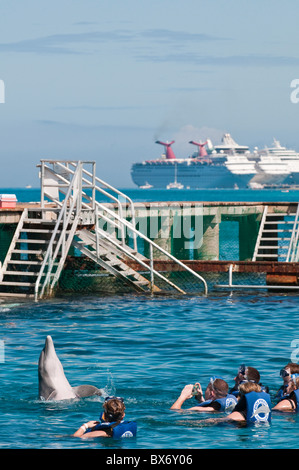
xmin=225 ymin=411 xmax=246 ymax=421
xmin=273 ymin=397 xmax=296 ymax=412
xmin=186 ymin=405 xmax=218 ymax=412
xmin=170 ymin=384 xmax=194 ymax=410
xmin=225 ymin=395 xmax=246 ymax=422
xmin=73 ymin=420 xmax=109 ymax=438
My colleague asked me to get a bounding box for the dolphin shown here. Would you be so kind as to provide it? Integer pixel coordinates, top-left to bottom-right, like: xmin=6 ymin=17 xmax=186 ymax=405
xmin=38 ymin=335 xmax=102 ymax=401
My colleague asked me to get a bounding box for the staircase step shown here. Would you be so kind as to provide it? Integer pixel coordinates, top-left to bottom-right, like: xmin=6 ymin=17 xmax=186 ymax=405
xmin=4 ymin=271 xmax=39 ymax=276
xmin=0 ymin=292 xmax=34 ymax=298
xmin=259 ymin=237 xmax=291 ymax=241
xmin=7 ymin=260 xmax=42 ymax=265
xmin=0 ymin=281 xmax=35 ymax=286
xmin=255 ymin=254 xmax=279 ymax=258
xmin=266 ymin=213 xmax=292 ymax=217
xmin=262 ymin=229 xmax=293 ymax=233
xmin=4 ymin=270 xmax=38 ymax=275
xmin=133 ymin=280 xmax=151 ymax=286
xmin=20 ymin=228 xmax=60 ymax=233
xmin=258 ymin=245 xmax=289 ymax=249
xmin=264 ymin=220 xmax=293 ymax=225
xmin=12 ymin=249 xmax=43 ymax=254
xmin=23 ymin=218 xmax=55 ymax=223
xmin=16 ymin=239 xmax=50 ymax=244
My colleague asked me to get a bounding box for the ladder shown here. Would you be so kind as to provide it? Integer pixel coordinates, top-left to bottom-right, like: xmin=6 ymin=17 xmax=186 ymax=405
xmin=73 ymin=228 xmax=162 ymax=293
xmin=252 ymin=205 xmax=299 ymax=262
xmin=0 ymin=160 xmax=208 ymax=299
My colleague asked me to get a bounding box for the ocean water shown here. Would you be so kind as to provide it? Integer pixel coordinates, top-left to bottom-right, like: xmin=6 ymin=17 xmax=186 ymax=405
xmin=0 ymin=187 xmax=299 ymax=450
xmin=3 ymin=186 xmax=299 ymax=204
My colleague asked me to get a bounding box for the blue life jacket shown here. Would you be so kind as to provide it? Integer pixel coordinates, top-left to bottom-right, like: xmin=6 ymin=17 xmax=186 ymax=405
xmin=245 ymin=391 xmax=271 ymax=424
xmin=86 ymin=420 xmax=137 ymax=438
xmin=276 ymin=386 xmax=287 ymax=400
xmin=197 ymin=394 xmax=237 ymax=412
xmin=291 ymin=389 xmax=299 ymax=411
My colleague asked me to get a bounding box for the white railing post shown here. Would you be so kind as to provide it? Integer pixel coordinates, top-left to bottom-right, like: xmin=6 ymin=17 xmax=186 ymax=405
xmin=40 ymin=161 xmax=45 ymax=209
xmin=150 ymin=243 xmax=154 ymax=294
xmin=287 ymin=204 xmax=299 ymax=262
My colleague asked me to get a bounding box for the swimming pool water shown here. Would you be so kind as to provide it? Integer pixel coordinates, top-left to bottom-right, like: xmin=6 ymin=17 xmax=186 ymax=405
xmin=0 ymin=291 xmax=298 ymax=450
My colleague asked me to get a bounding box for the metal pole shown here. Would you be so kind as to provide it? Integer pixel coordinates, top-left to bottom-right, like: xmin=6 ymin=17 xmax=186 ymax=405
xmin=41 ymin=161 xmax=45 ymax=209
xmin=229 ymin=264 xmax=233 ymax=287
xmin=150 ymin=243 xmax=154 ymax=294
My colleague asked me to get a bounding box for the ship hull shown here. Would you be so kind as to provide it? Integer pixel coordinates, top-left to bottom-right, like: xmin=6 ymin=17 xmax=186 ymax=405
xmin=250 ymin=171 xmax=289 ymax=186
xmin=131 ymin=161 xmax=255 ymax=189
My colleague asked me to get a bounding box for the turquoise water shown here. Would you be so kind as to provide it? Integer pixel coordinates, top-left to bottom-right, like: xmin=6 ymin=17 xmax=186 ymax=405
xmin=1 ymin=292 xmax=299 ymax=450
xmin=3 ymin=186 xmax=299 ymax=203
xmin=0 ymin=187 xmax=299 ymax=450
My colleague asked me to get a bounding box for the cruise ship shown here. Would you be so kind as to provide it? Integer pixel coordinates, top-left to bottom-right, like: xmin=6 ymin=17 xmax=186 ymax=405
xmin=256 ymin=138 xmax=299 ymax=185
xmin=130 ymin=134 xmax=297 ymax=189
xmin=131 ymin=135 xmax=258 ymax=189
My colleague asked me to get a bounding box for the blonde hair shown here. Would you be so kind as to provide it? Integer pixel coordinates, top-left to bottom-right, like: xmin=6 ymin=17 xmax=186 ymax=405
xmin=239 ymin=381 xmax=261 ymax=396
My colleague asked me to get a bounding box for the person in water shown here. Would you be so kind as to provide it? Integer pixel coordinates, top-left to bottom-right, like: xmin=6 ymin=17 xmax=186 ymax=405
xmin=276 ymin=362 xmax=299 ymax=400
xmin=226 ymin=381 xmax=271 ymax=424
xmin=229 ymin=365 xmax=268 ymax=395
xmin=170 ymin=377 xmax=237 ymax=413
xmin=199 ymin=381 xmax=272 ymax=426
xmin=73 ymin=396 xmax=137 ymax=438
xmin=273 ymin=374 xmax=299 ymax=412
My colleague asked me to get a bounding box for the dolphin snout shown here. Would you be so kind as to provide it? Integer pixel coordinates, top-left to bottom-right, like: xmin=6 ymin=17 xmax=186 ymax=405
xmin=43 ymin=335 xmax=55 ymax=355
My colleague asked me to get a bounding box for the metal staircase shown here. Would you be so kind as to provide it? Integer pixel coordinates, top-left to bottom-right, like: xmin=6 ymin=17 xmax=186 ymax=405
xmin=73 ymin=228 xmax=162 ymax=294
xmin=252 ymin=204 xmax=299 ymax=262
xmin=0 ymin=160 xmax=208 ymax=299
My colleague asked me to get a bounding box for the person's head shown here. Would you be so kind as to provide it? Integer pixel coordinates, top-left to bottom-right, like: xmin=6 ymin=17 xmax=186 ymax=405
xmin=285 ymin=374 xmax=299 ymax=395
xmin=245 ymin=367 xmax=260 ymax=384
xmin=238 ymin=381 xmax=261 ymax=396
xmin=280 ymin=363 xmax=299 ymax=385
xmin=102 ymin=397 xmax=125 ymax=423
xmin=234 ymin=365 xmax=260 ymax=386
xmin=205 ymin=377 xmax=229 ymax=400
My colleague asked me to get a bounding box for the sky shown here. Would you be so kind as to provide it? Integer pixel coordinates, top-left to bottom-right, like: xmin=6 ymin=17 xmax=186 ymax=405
xmin=1 ymin=0 xmax=299 ymax=188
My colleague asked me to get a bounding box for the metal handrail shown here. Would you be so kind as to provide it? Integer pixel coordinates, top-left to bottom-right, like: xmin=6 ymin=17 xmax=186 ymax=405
xmin=286 ymin=204 xmax=299 ymax=262
xmin=39 ymin=160 xmax=208 ymax=295
xmin=35 ymin=163 xmax=82 ymax=300
xmin=76 ymin=226 xmax=186 ymax=294
xmin=40 ymin=160 xmax=136 ymax=251
xmin=91 ymin=200 xmax=208 ymax=294
xmin=81 ymin=167 xmax=137 ymax=251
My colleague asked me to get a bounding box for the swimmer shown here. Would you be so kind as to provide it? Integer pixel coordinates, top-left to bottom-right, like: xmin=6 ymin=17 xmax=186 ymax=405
xmin=273 ymin=374 xmax=299 ymax=412
xmin=73 ymin=396 xmax=137 ymax=438
xmin=198 ymin=381 xmax=272 ymax=426
xmin=229 ymin=365 xmax=268 ymax=396
xmin=170 ymin=377 xmax=237 ymax=413
xmin=276 ymin=363 xmax=299 ymax=400
xmin=226 ymin=381 xmax=271 ymax=423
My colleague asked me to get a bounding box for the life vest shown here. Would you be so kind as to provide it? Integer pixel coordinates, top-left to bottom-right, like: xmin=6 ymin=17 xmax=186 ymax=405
xmin=290 ymin=389 xmax=299 ymax=411
xmin=245 ymin=391 xmax=271 ymax=424
xmin=197 ymin=394 xmax=237 ymax=412
xmin=276 ymin=386 xmax=287 ymax=400
xmin=86 ymin=420 xmax=137 ymax=438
